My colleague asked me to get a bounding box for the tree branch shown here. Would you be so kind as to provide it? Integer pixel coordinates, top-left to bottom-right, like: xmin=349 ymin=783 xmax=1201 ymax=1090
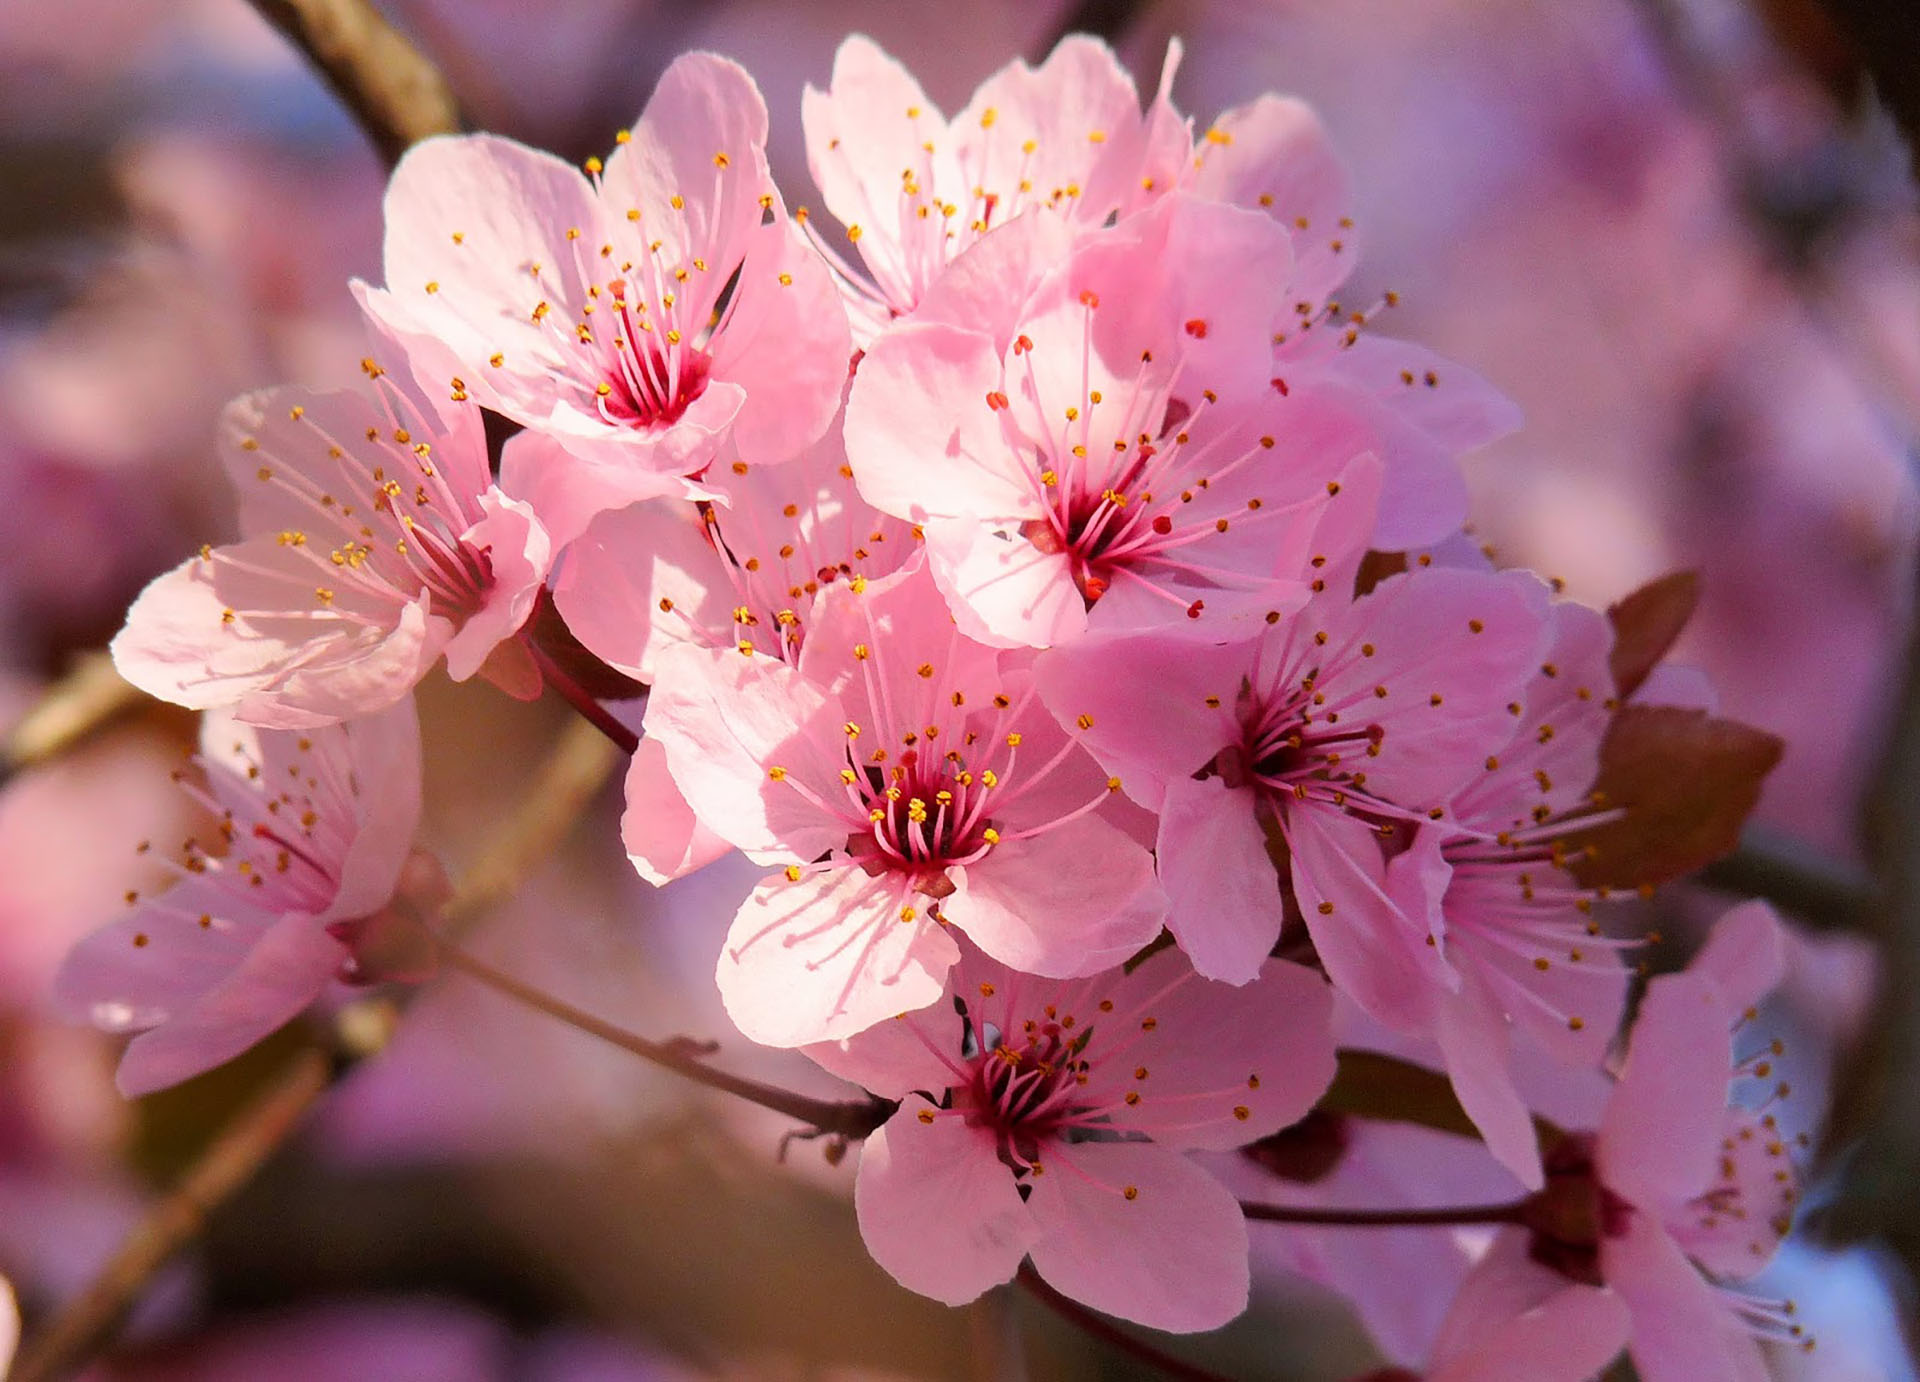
xmin=1695 ymin=824 xmax=1877 ymax=932
xmin=10 ymin=1048 xmax=332 ymax=1382
xmin=1015 ymin=1265 xmax=1230 ymax=1382
xmin=435 ymin=940 xmax=895 ymax=1141
xmin=1241 ymin=1199 xmax=1528 ymax=1229
xmin=248 ymin=0 xmax=461 ymax=167
xmin=0 ymin=654 xmax=147 ymax=791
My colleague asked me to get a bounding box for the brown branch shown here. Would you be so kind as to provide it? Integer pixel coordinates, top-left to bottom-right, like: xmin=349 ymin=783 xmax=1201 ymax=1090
xmin=435 ymin=940 xmax=895 ymax=1141
xmin=1 ymin=654 xmax=147 ymax=789
xmin=1695 ymin=824 xmax=1877 ymax=932
xmin=1241 ymin=1199 xmax=1528 ymax=1229
xmin=10 ymin=1047 xmax=332 ymax=1382
xmin=1015 ymin=1265 xmax=1230 ymax=1382
xmin=248 ymin=0 xmax=461 ymax=167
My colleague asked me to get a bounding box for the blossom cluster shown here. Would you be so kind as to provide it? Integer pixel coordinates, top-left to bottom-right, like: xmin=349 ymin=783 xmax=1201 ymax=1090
xmin=63 ymin=33 xmax=1805 ymax=1380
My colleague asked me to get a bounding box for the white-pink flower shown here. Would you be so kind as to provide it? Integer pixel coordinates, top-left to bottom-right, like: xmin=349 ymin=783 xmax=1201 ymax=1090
xmin=363 ymin=52 xmax=851 ymax=547
xmin=807 ymin=940 xmax=1336 ymax=1331
xmin=1431 ymin=902 xmax=1805 ymax=1382
xmin=55 ymin=699 xmax=428 ymax=1095
xmin=111 ymin=320 xmax=551 ymax=730
xmin=1037 ymin=566 xmax=1550 ymax=989
xmin=638 ymin=557 xmax=1164 ymax=1047
xmin=800 ymin=34 xmax=1183 ymax=344
xmin=845 ymin=193 xmax=1382 ymax=649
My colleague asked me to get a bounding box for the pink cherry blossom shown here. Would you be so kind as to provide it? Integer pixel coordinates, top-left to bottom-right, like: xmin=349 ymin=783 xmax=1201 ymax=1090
xmin=55 ymin=699 xmax=430 ymax=1095
xmin=1038 ymin=566 xmax=1550 ymax=988
xmin=805 ymin=939 xmax=1336 ymax=1331
xmin=845 ymin=193 xmax=1383 ymax=649
xmin=637 ymin=557 xmax=1164 ymax=1047
xmin=1181 ymin=92 xmax=1520 ymax=548
xmin=364 ymin=52 xmax=850 ymax=547
xmin=800 ymin=34 xmax=1182 ymax=344
xmin=110 ymin=318 xmax=551 ymax=730
xmin=1431 ymin=902 xmax=1806 ymax=1382
xmin=553 ymin=425 xmax=917 ymax=886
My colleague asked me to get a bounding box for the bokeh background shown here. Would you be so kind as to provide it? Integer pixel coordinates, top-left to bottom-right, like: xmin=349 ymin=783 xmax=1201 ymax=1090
xmin=1 ymin=0 xmax=1917 ymax=1376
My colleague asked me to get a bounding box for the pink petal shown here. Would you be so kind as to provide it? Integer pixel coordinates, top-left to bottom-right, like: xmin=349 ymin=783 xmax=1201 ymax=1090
xmin=945 ymin=814 xmax=1164 ymax=978
xmin=1188 ymin=94 xmax=1355 ymax=308
xmin=717 ymin=867 xmax=960 ymax=1047
xmin=1100 ymin=954 xmax=1335 ymax=1149
xmin=1689 ymin=901 xmax=1787 ymax=1020
xmin=1664 ymin=1108 xmax=1796 ymax=1281
xmin=803 ymin=37 xmax=943 ymax=252
xmin=377 ymin=134 xmax=603 ymax=415
xmin=1429 ymin=1228 xmax=1631 ymax=1382
xmin=113 ymin=914 xmax=344 ymax=1096
xmin=1599 ymin=973 xmax=1733 ymax=1210
xmin=854 ymin=1109 xmax=1038 ymax=1306
xmin=442 ymin=489 xmax=549 ymax=682
xmin=913 ymin=212 xmax=1078 ymax=350
xmin=319 ymin=697 xmax=427 ymax=922
xmin=1025 ymin=1140 xmax=1250 ymax=1333
xmin=923 ymin=516 xmax=1085 ymax=649
xmin=845 ymin=322 xmax=1038 ymax=523
xmin=1155 ymin=775 xmax=1287 ymax=985
xmin=1433 ymin=962 xmax=1543 ymax=1190
xmin=1605 ymin=1211 xmax=1767 ymax=1382
xmin=641 ymin=643 xmax=848 ymax=862
xmin=804 ymin=1002 xmax=966 ymax=1102
xmin=620 ymin=736 xmax=733 ymax=887
xmin=550 ymin=496 xmax=723 ymax=681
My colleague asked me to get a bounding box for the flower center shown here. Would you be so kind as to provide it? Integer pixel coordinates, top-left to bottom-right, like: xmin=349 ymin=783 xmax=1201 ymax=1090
xmin=959 ymin=1019 xmax=1089 ymax=1165
xmin=845 ymin=749 xmax=994 ymax=888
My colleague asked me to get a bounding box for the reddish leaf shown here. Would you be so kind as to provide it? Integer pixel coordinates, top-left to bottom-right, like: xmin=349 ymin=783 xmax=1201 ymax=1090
xmin=1353 ymin=549 xmax=1409 ymax=596
xmin=1607 ymin=570 xmax=1700 ymax=699
xmin=1566 ymin=705 xmax=1783 ymax=890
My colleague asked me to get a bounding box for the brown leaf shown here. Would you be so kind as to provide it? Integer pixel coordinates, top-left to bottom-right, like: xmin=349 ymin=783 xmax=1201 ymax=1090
xmin=1606 ymin=569 xmax=1699 ymax=699
xmin=1566 ymin=705 xmax=1783 ymax=890
xmin=1352 ymin=549 xmax=1408 ymax=597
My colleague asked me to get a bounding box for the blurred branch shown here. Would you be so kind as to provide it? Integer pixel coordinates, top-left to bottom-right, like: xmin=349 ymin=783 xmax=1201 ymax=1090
xmin=1014 ymin=1265 xmax=1229 ymax=1382
xmin=436 ymin=940 xmax=896 ymax=1141
xmin=12 ymin=714 xmax=618 ymax=1379
xmin=1695 ymin=824 xmax=1878 ymax=931
xmin=0 ymin=654 xmax=145 ymax=789
xmin=1035 ymin=0 xmax=1153 ymax=60
xmin=248 ymin=0 xmax=461 ymax=167
xmin=1818 ymin=544 xmax=1920 ymax=1268
xmin=1803 ymin=0 xmax=1920 ymax=171
xmin=10 ymin=1048 xmax=333 ymax=1382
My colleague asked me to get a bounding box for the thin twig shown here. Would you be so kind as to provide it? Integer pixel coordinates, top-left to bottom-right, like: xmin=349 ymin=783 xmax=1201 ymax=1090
xmin=524 ymin=637 xmax=641 ymax=756
xmin=1240 ymin=1200 xmax=1528 ymax=1229
xmin=1695 ymin=825 xmax=1876 ymax=932
xmin=1015 ymin=1265 xmax=1230 ymax=1382
xmin=10 ymin=1048 xmax=333 ymax=1382
xmin=248 ymin=0 xmax=461 ymax=167
xmin=1 ymin=654 xmax=147 ymax=790
xmin=435 ymin=940 xmax=895 ymax=1140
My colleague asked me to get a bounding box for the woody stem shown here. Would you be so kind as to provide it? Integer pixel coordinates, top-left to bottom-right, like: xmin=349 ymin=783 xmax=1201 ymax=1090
xmin=1240 ymin=1200 xmax=1530 ymax=1228
xmin=524 ymin=634 xmax=641 ymax=754
xmin=435 ymin=938 xmax=894 ymax=1138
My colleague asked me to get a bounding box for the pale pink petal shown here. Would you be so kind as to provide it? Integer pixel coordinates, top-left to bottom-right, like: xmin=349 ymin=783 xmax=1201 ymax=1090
xmin=923 ymin=516 xmax=1085 ymax=649
xmin=1033 ymin=632 xmax=1252 ymax=811
xmin=376 ymin=134 xmax=603 ymax=414
xmin=791 ymin=555 xmax=1000 ymax=707
xmin=1188 ymin=95 xmax=1354 ymax=308
xmin=620 ymin=736 xmax=733 ymax=886
xmin=441 ymin=489 xmax=549 ymax=681
xmin=551 ymin=496 xmax=727 ymax=681
xmin=945 ymin=814 xmax=1164 ymax=978
xmin=844 ymin=322 xmax=1038 ymax=522
xmin=1325 ymin=334 xmax=1522 ymax=455
xmin=1599 ymin=973 xmax=1733 ymax=1210
xmin=1290 ymin=805 xmax=1447 ymax=1028
xmin=1689 ymin=901 xmax=1787 ymax=1019
xmin=854 ymin=1109 xmax=1039 ymax=1306
xmin=803 ymin=36 xmax=943 ymax=249
xmin=112 ymin=542 xmax=442 ymax=730
xmin=706 ymin=213 xmax=852 ymax=466
xmin=113 ymin=915 xmax=345 ymax=1096
xmin=1665 ymin=1109 xmax=1795 ymax=1280
xmin=320 ymin=697 xmax=427 ymax=921
xmin=1429 ymin=1227 xmax=1631 ymax=1382
xmin=1434 ymin=962 xmax=1543 ymax=1191
xmin=497 ymin=408 xmax=732 ymax=552
xmin=1025 ymin=1141 xmax=1250 ymax=1333
xmin=474 ymin=636 xmax=542 ymax=701
xmin=718 ymin=867 xmax=960 ymax=1047
xmin=804 ymin=1001 xmax=966 ymax=1102
xmin=912 ymin=212 xmax=1077 ymax=349
xmin=1155 ymin=774 xmax=1286 ymax=985
xmin=1606 ymin=1211 xmax=1764 ymax=1382
xmin=1100 ymin=954 xmax=1336 ymax=1149
xmin=641 ymin=643 xmax=848 ymax=861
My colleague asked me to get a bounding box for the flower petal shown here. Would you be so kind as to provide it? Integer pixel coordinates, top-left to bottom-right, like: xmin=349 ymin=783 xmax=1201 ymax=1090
xmin=1599 ymin=972 xmax=1732 ymax=1209
xmin=1155 ymin=775 xmax=1287 ymax=985
xmin=620 ymin=735 xmax=733 ymax=886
